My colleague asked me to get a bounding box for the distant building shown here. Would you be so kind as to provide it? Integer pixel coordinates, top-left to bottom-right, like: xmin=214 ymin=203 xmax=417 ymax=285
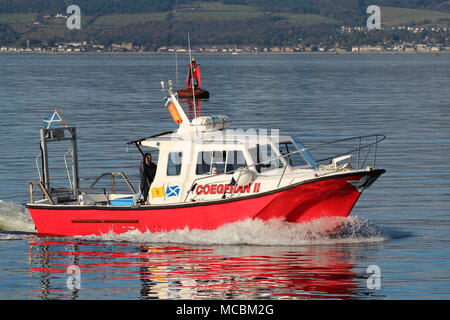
xmin=111 ymin=42 xmax=133 ymax=51
xmin=430 ymin=45 xmax=441 ymax=52
xmin=358 ymin=45 xmax=384 ymax=52
xmin=416 ymin=44 xmax=429 ymax=52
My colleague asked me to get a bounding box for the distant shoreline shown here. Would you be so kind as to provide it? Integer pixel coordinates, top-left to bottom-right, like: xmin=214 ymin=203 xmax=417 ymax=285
xmin=1 ymin=51 xmax=448 ymax=55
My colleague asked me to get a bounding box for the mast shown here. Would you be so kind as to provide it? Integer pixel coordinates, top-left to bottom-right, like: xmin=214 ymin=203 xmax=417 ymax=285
xmin=175 ymin=53 xmax=179 ymax=89
xmin=187 ymin=33 xmax=197 ymax=118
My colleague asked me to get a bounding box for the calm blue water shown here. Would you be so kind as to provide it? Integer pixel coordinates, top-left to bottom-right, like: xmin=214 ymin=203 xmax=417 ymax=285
xmin=0 ymin=53 xmax=449 ymax=299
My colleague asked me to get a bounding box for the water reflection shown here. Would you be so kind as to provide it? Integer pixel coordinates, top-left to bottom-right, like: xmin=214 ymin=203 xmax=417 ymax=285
xmin=26 ymin=239 xmax=383 ymax=300
xmin=179 ymin=98 xmax=204 ymax=120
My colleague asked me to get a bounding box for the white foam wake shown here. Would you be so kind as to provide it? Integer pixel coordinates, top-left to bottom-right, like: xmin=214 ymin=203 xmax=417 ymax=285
xmin=0 ymin=200 xmax=35 ymax=232
xmin=78 ymin=216 xmax=393 ymax=246
xmin=0 ymin=232 xmax=35 ymax=241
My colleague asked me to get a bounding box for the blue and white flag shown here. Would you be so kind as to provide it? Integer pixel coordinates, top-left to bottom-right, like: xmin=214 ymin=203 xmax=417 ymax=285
xmin=166 ymin=185 xmax=180 ymax=197
xmin=43 ymin=109 xmax=67 ymax=129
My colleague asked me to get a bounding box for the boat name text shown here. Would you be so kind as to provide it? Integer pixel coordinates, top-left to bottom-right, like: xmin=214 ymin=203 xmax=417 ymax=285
xmin=196 ymin=183 xmax=261 ymax=195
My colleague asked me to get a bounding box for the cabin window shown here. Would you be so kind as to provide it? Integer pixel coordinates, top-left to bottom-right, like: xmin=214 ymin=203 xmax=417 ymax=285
xmin=249 ymin=144 xmax=282 ymax=173
xmin=196 ymin=150 xmax=248 ymax=175
xmin=167 ymin=152 xmax=183 ymax=176
xmin=226 ymin=150 xmax=247 ymax=172
xmin=292 ymin=137 xmax=318 ymax=168
xmin=211 ymin=151 xmax=226 ymax=174
xmin=196 ymin=152 xmax=210 ymax=175
xmin=278 ymin=142 xmax=308 ymax=168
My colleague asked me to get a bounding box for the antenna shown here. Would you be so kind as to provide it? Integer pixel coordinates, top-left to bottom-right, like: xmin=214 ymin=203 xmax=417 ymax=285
xmin=187 ymin=32 xmax=197 ymax=119
xmin=175 ymin=53 xmax=179 ymax=89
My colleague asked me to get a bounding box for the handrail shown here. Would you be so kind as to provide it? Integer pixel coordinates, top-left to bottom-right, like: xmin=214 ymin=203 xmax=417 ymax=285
xmin=29 ymin=181 xmax=55 ymax=205
xmin=184 ymin=134 xmax=385 ymax=201
xmin=64 ymin=148 xmax=73 ymax=190
xmin=82 ymin=172 xmax=137 ymax=195
xmin=306 ymin=134 xmax=385 ymax=161
xmin=35 ymin=154 xmax=42 ymax=182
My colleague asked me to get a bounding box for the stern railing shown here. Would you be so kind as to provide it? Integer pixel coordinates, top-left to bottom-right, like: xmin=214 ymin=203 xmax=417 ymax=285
xmin=82 ymin=172 xmax=137 ymax=195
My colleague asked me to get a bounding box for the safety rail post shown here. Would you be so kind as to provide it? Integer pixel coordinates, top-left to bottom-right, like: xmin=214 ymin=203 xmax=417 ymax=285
xmin=119 ymin=172 xmax=137 ymax=194
xmin=361 ymin=143 xmax=373 ymax=169
xmin=29 ymin=181 xmax=55 ymax=205
xmin=357 ymin=137 xmax=361 ymax=169
xmin=277 ymin=155 xmax=289 ymax=188
xmin=374 ymin=135 xmax=378 ymax=168
xmin=111 ymin=174 xmax=116 ymax=194
xmin=29 ymin=182 xmax=34 ymax=204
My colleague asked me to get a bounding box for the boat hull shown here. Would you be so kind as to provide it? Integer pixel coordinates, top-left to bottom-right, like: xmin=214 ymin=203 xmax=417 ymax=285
xmin=27 ymin=170 xmax=384 ymax=236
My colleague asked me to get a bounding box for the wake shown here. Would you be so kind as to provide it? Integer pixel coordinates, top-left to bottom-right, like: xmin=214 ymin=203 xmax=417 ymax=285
xmin=78 ymin=216 xmax=406 ymax=246
xmin=0 ymin=200 xmax=410 ymax=245
xmin=0 ymin=200 xmax=35 ymax=232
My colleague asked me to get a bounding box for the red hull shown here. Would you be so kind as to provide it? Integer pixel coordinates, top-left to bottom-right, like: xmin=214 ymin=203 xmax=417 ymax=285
xmin=27 ymin=170 xmax=384 ymax=236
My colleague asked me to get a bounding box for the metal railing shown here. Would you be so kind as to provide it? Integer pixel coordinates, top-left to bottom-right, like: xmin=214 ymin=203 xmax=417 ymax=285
xmin=307 ymin=134 xmax=385 ymax=168
xmin=278 ymin=134 xmax=385 ymax=185
xmin=29 ymin=181 xmax=55 ymax=205
xmin=82 ymin=172 xmax=137 ymax=195
xmin=29 ymin=172 xmax=137 ymax=205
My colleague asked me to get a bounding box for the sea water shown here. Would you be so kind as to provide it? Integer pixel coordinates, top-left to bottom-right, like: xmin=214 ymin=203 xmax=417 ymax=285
xmin=0 ymin=53 xmax=449 ymax=299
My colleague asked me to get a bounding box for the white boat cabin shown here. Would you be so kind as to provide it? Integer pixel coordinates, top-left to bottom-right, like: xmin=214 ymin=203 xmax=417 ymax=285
xmin=134 ymin=85 xmax=321 ymax=205
xmin=140 ymin=130 xmax=319 ymax=204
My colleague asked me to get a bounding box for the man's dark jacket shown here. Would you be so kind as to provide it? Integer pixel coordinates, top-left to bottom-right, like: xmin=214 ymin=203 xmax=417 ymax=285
xmin=139 ymin=161 xmax=157 ymax=198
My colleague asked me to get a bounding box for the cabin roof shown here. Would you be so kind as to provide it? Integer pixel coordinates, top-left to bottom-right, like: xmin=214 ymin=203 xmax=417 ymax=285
xmin=128 ymin=129 xmax=294 ymax=147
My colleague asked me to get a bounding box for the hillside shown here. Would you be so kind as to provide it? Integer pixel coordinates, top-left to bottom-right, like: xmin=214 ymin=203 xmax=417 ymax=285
xmin=0 ymin=0 xmax=449 ymax=48
xmin=380 ymin=5 xmax=450 ymax=25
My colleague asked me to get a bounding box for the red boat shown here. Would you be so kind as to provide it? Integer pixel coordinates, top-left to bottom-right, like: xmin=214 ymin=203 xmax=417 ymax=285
xmin=27 ymin=84 xmax=385 ymax=237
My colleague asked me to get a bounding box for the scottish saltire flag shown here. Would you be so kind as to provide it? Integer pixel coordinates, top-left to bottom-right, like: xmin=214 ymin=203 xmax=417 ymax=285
xmin=166 ymin=185 xmax=180 ymax=197
xmin=43 ymin=109 xmax=67 ymax=129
